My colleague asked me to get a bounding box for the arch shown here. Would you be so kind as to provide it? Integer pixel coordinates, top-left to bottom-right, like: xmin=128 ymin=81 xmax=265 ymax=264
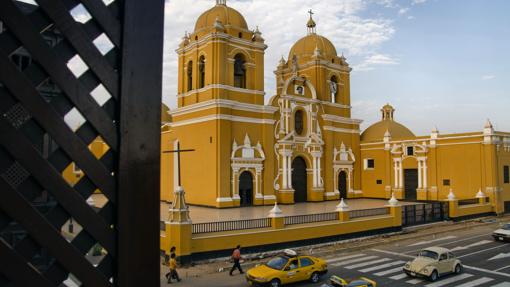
xmin=228 ymin=48 xmax=253 ymax=61
xmin=338 ymin=170 xmax=347 ymax=199
xmin=238 ymin=171 xmax=253 ymax=206
xmin=234 ymin=53 xmax=246 ymax=89
xmin=198 ymin=55 xmax=205 ymax=89
xmin=187 ymin=60 xmax=193 ymax=92
xmin=330 ymin=75 xmax=338 ymax=103
xmin=292 ymin=156 xmax=308 ymax=203
xmin=281 ymin=76 xmax=317 ymax=99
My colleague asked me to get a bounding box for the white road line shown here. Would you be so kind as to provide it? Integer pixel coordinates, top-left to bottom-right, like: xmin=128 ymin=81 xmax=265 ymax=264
xmin=491 ymin=283 xmax=510 ymax=287
xmin=359 ymin=261 xmax=405 ymax=273
xmin=495 ymin=265 xmax=510 ymax=272
xmin=374 ymin=266 xmax=405 ymax=276
xmin=326 ymin=253 xmax=366 ymax=263
xmin=331 ymin=255 xmax=379 ymax=267
xmin=424 ymin=273 xmax=474 ymax=287
xmin=403 ymin=233 xmax=492 ymax=254
xmin=454 ymin=277 xmax=494 ymax=287
xmin=389 ymin=273 xmax=408 ymax=280
xmin=406 ymin=278 xmax=423 ymax=284
xmin=408 ymin=236 xmax=457 ymax=247
xmin=451 ymin=240 xmax=493 ymax=251
xmin=372 ymin=248 xmax=510 ymax=278
xmin=345 ymin=258 xmax=392 ymax=269
xmin=458 ymin=244 xmax=508 ymax=258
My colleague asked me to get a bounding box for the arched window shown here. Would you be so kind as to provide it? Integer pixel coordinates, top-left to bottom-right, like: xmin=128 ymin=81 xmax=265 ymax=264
xmin=294 ymin=110 xmax=304 ymax=135
xmin=234 ymin=54 xmax=246 ymax=89
xmin=187 ymin=61 xmax=193 ymax=92
xmin=198 ymin=56 xmax=205 ymax=89
xmin=329 ymin=75 xmax=338 ymax=103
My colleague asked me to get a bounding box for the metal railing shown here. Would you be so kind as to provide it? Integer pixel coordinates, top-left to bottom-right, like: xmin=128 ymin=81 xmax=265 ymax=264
xmin=192 ymin=218 xmax=272 ymax=234
xmin=284 ymin=212 xmax=339 ymax=226
xmin=349 ymin=208 xmax=388 ymax=219
xmin=402 ymin=202 xmax=449 ymax=227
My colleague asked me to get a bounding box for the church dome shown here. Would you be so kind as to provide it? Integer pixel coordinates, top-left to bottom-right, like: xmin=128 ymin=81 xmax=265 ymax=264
xmin=288 ymin=34 xmax=338 ymax=60
xmin=194 ymin=2 xmax=248 ymax=32
xmin=361 ymin=104 xmax=415 ymax=142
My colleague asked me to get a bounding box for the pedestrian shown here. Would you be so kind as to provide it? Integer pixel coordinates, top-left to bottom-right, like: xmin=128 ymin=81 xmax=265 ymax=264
xmin=166 ymin=253 xmax=181 ymax=284
xmin=229 ymin=245 xmax=244 ymax=276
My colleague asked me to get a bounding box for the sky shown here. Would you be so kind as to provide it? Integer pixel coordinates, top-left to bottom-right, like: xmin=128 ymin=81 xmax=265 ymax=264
xmin=164 ymin=0 xmax=510 ymax=135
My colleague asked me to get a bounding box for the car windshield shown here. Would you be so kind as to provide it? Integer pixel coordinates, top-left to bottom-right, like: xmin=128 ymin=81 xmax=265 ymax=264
xmin=418 ymin=250 xmax=439 ymax=260
xmin=266 ymin=256 xmax=289 ymax=270
xmin=502 ymin=224 xmax=510 ymax=230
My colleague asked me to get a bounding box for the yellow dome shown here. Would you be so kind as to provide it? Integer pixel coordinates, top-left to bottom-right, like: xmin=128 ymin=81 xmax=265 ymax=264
xmin=361 ymin=104 xmax=415 ymax=142
xmin=194 ymin=3 xmax=248 ymax=32
xmin=288 ymin=33 xmax=337 ymax=61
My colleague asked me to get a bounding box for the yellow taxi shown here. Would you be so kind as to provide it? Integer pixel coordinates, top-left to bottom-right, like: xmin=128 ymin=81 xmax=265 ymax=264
xmin=320 ymin=275 xmax=377 ymax=287
xmin=246 ymin=250 xmax=328 ymax=287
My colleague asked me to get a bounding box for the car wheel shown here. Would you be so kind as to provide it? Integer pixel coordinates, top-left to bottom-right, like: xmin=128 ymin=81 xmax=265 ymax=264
xmin=310 ymin=272 xmax=320 ymax=283
xmin=429 ymin=270 xmax=438 ymax=282
xmin=455 ymin=264 xmax=463 ymax=274
xmin=270 ymin=279 xmax=281 ymax=287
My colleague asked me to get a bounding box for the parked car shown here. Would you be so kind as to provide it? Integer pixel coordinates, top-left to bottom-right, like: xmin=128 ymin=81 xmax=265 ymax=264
xmin=492 ymin=223 xmax=510 ymax=242
xmin=403 ymin=247 xmax=462 ymax=281
xmin=246 ymin=249 xmax=327 ymax=287
xmin=320 ymin=275 xmax=377 ymax=287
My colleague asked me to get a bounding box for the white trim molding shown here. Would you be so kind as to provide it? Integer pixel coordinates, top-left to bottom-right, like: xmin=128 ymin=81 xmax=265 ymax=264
xmin=216 ymin=197 xmax=233 ymax=203
xmin=170 ymin=99 xmax=278 ymax=117
xmin=169 ymin=114 xmax=275 ymax=128
xmin=177 ymin=84 xmax=265 ymax=98
xmin=322 ymin=114 xmax=363 ymax=125
xmin=323 ymin=126 xmax=360 ymax=134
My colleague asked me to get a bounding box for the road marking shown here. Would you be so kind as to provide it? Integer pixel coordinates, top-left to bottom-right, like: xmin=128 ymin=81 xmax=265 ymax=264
xmin=326 ymin=253 xmax=366 ymax=263
xmin=372 ymin=248 xmax=510 ymax=278
xmin=408 ymin=235 xmax=457 ymax=247
xmin=406 ymin=278 xmax=423 ymax=284
xmin=490 ymin=283 xmax=510 ymax=287
xmin=458 ymin=244 xmax=508 ymax=259
xmin=489 ymin=253 xmax=510 ymax=261
xmin=424 ymin=273 xmax=473 ymax=287
xmin=374 ymin=266 xmax=405 ymax=276
xmin=451 ymin=240 xmax=492 ymax=251
xmin=495 ymin=265 xmax=510 ymax=272
xmin=345 ymin=258 xmax=392 ymax=269
xmin=389 ymin=273 xmax=408 ymax=280
xmin=331 ymin=255 xmax=379 ymax=267
xmin=403 ymin=233 xmax=491 ymax=254
xmin=359 ymin=260 xmax=405 ymax=273
xmin=454 ymin=277 xmax=494 ymax=287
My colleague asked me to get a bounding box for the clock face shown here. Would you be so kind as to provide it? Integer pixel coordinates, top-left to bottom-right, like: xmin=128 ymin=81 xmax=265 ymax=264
xmin=294 ymin=85 xmax=304 ymax=95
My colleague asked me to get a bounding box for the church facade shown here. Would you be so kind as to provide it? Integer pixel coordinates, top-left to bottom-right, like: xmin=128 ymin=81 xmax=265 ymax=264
xmin=161 ymin=0 xmax=510 ymax=212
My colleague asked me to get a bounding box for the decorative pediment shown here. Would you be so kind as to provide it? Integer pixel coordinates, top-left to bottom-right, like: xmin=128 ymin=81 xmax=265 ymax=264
xmin=333 ymin=142 xmax=355 ymax=163
xmin=231 ymin=134 xmax=265 ymax=160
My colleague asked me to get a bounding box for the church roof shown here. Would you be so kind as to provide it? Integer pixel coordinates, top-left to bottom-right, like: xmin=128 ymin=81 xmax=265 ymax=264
xmin=194 ymin=1 xmax=248 ymax=32
xmin=361 ymin=104 xmax=415 ymax=142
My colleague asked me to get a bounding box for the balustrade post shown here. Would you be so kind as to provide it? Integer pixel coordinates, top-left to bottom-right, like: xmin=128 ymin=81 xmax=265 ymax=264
xmin=336 ymin=198 xmax=350 ymax=222
xmin=268 ymin=203 xmax=285 ymax=229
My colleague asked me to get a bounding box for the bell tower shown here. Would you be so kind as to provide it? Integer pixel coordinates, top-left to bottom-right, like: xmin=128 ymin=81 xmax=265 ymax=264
xmin=176 ymin=0 xmax=267 ymax=107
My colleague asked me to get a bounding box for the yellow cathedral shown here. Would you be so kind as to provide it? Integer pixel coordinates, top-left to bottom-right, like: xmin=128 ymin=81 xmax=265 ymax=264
xmin=160 ymin=0 xmax=510 ymax=213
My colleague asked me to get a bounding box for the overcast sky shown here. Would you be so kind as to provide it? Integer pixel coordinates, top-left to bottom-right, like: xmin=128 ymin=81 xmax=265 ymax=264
xmin=164 ymin=0 xmax=510 ymax=135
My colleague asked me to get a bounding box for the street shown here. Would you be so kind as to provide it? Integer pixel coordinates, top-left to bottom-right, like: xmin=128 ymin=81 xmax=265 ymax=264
xmin=165 ymin=220 xmax=510 ymax=287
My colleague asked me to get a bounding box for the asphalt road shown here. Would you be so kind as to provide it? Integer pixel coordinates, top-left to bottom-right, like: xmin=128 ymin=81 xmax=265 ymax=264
xmin=166 ymin=221 xmax=510 ymax=287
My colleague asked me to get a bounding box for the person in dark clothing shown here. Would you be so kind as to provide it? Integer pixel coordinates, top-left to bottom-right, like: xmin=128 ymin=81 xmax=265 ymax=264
xmin=166 ymin=253 xmax=181 ymax=284
xmin=229 ymin=245 xmax=243 ymax=276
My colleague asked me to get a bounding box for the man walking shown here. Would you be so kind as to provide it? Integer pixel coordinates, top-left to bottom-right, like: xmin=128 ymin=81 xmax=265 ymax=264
xmin=229 ymin=245 xmax=243 ymax=276
xmin=166 ymin=253 xmax=181 ymax=284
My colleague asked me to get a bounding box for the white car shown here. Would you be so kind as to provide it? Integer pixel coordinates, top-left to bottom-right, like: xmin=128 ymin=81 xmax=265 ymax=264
xmin=492 ymin=223 xmax=510 ymax=242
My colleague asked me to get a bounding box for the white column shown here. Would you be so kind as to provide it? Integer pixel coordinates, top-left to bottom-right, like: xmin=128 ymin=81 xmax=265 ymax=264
xmin=318 ymin=155 xmax=322 ymax=187
xmin=398 ymin=161 xmax=403 ymax=188
xmin=255 ymin=170 xmax=259 ymax=196
xmin=287 ymin=155 xmax=292 ymax=188
xmin=418 ymin=160 xmax=423 ymax=188
xmin=348 ymin=168 xmax=352 ymax=193
xmin=393 ymin=159 xmax=398 ymax=188
xmin=281 ymin=150 xmax=287 ymax=189
xmin=423 ymin=159 xmax=428 ymax=188
xmin=312 ymin=156 xmax=317 ymax=187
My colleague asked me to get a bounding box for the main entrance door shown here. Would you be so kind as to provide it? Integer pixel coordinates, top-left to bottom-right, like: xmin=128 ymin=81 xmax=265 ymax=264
xmin=239 ymin=171 xmax=253 ymax=206
xmin=338 ymin=171 xmax=348 ymax=199
xmin=404 ymin=169 xmax=418 ymax=201
xmin=292 ymin=157 xmax=308 ymax=203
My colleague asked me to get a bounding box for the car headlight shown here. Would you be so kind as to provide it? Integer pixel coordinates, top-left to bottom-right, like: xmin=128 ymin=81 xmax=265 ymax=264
xmin=404 ymin=263 xmax=410 ymax=269
xmin=421 ymin=267 xmax=431 ymax=274
xmin=254 ymin=277 xmax=267 ymax=282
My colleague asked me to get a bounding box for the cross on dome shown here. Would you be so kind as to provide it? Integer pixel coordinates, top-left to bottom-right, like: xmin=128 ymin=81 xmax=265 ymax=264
xmin=307 ymin=9 xmax=316 ymax=34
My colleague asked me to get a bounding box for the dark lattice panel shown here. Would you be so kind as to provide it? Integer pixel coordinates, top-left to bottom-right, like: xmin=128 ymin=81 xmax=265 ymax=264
xmin=0 ymin=0 xmax=164 ymax=286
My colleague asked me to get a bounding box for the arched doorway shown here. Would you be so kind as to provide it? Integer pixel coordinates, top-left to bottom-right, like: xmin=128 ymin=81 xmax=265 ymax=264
xmin=338 ymin=170 xmax=347 ymax=199
xmin=239 ymin=171 xmax=253 ymax=207
xmin=292 ymin=157 xmax=308 ymax=203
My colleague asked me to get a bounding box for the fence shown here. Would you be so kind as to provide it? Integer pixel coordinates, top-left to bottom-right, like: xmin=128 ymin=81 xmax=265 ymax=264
xmin=349 ymin=208 xmax=388 ymax=219
xmin=192 ymin=218 xmax=272 ymax=234
xmin=402 ymin=202 xmax=448 ymax=226
xmin=284 ymin=212 xmax=339 ymax=226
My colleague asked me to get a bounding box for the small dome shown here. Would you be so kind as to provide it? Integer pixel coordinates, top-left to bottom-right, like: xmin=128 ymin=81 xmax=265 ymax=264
xmin=361 ymin=104 xmax=415 ymax=142
xmin=288 ymin=34 xmax=337 ymax=61
xmin=194 ymin=3 xmax=248 ymax=32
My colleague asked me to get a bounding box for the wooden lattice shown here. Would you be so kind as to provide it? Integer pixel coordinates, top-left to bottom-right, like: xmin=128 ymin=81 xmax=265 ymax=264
xmin=0 ymin=0 xmax=163 ymax=286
